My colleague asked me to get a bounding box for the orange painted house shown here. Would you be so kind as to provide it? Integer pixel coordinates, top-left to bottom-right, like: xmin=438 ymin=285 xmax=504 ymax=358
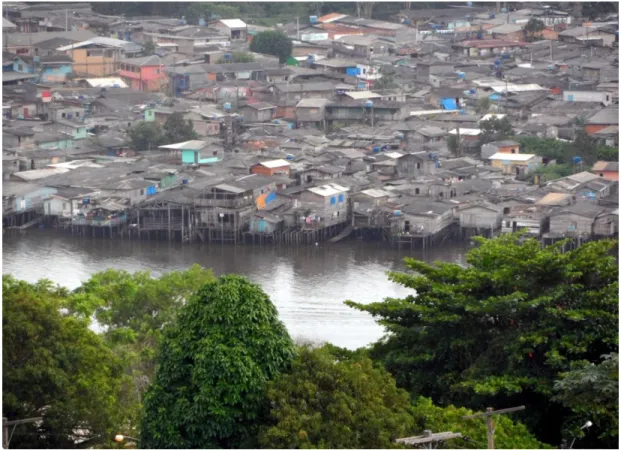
xmin=119 ymin=55 xmax=168 ymax=93
xmin=250 ymin=159 xmax=291 ymax=176
xmin=585 ymin=107 xmax=619 ymax=136
xmin=591 ymin=161 xmax=619 ymax=181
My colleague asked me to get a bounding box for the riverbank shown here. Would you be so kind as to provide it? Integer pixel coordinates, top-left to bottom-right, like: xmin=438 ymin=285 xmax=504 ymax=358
xmin=3 ymin=229 xmax=471 ymax=349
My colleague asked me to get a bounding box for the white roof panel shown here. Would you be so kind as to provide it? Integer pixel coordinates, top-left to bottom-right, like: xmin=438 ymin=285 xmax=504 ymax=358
xmin=449 ymin=128 xmax=481 ymax=136
xmin=159 ymin=140 xmax=207 ymax=150
xmin=489 ymin=153 xmax=536 ymax=162
xmin=479 ymin=113 xmax=506 ymax=122
xmin=83 ymin=77 xmax=128 ymax=88
xmin=260 ymin=159 xmax=291 ymax=169
xmin=219 ymin=19 xmax=247 ymax=29
xmin=345 ymin=91 xmax=382 ymax=100
xmin=307 ymin=183 xmax=349 ymax=197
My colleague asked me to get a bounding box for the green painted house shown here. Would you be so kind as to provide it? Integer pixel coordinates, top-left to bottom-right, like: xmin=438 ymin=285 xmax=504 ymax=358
xmin=159 ymin=140 xmax=223 ymax=165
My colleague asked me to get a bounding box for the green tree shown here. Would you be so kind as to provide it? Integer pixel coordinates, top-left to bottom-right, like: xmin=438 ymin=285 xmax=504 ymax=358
xmin=524 ymin=18 xmax=545 ymax=40
xmin=259 ymin=345 xmax=418 ymax=449
xmin=516 ymin=136 xmax=568 ymax=163
xmin=479 ymin=116 xmax=514 ymax=145
xmin=347 ymin=235 xmax=618 ymax=446
xmin=142 ymin=40 xmax=156 ymax=55
xmin=68 ymin=266 xmax=216 ymax=434
xmin=597 ymin=145 xmax=619 ymax=162
xmin=249 ymin=31 xmax=292 ymax=63
xmin=3 ymin=275 xmax=124 ymax=449
xmin=127 ymin=121 xmax=166 ymax=151
xmin=373 ymin=65 xmax=398 ymax=91
xmin=553 ymin=353 xmax=618 ymax=448
xmin=475 ymin=97 xmax=490 ymax=114
xmin=568 ymin=129 xmax=599 ymax=165
xmin=163 ymin=112 xmax=199 ymax=143
xmin=447 ymin=134 xmax=460 ymax=157
xmin=217 ymin=52 xmax=255 ymax=63
xmin=141 ymin=275 xmax=296 ymax=448
xmin=411 ymin=397 xmax=552 ymax=449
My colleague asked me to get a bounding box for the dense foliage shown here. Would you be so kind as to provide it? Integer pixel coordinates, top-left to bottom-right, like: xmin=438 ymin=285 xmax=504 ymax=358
xmin=217 ymin=52 xmax=255 ymax=63
xmin=128 ymin=113 xmax=198 ymax=151
xmin=3 ymin=276 xmax=124 ymax=449
xmin=554 ymin=353 xmax=619 ymax=448
xmin=479 ymin=116 xmax=514 ymax=145
xmin=140 ymin=275 xmax=296 ymax=448
xmin=68 ymin=266 xmax=215 ymax=432
xmin=259 ymin=345 xmax=418 ymax=449
xmin=411 ymin=397 xmax=551 ymax=449
xmin=127 ymin=122 xmax=166 ymax=151
xmin=347 ymin=235 xmax=618 ymax=446
xmin=517 ymin=133 xmax=618 ymax=166
xmin=163 ymin=112 xmax=199 ymax=143
xmin=249 ymin=31 xmax=292 ymax=63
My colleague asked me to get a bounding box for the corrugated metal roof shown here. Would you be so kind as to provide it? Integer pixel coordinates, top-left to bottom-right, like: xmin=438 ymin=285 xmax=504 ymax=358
xmin=159 ymin=140 xmax=207 ymax=150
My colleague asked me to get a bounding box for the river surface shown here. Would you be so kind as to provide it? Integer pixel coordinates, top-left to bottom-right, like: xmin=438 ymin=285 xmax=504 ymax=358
xmin=3 ymin=231 xmax=470 ymax=349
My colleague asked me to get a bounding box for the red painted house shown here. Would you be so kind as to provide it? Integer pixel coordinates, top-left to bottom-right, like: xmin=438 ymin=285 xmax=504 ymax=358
xmin=119 ymin=55 xmax=168 ymax=93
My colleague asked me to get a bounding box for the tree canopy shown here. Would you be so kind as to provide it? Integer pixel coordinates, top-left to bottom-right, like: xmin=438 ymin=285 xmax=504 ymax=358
xmin=479 ymin=116 xmax=514 ymax=145
xmin=259 ymin=345 xmax=418 ymax=449
xmin=140 ymin=275 xmax=296 ymax=448
xmin=3 ymin=276 xmax=124 ymax=449
xmin=249 ymin=31 xmax=292 ymax=63
xmin=347 ymin=235 xmax=618 ymax=446
xmin=127 ymin=121 xmax=166 ymax=151
xmin=553 ymin=353 xmax=618 ymax=448
xmin=163 ymin=112 xmax=199 ymax=143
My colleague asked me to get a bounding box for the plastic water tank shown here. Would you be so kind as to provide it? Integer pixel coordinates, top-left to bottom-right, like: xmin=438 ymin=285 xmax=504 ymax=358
xmin=224 ymin=52 xmax=232 ymax=61
xmin=364 ymin=100 xmax=374 ymax=109
xmin=182 ymin=179 xmax=189 ymax=184
xmin=224 ymin=102 xmax=231 ymax=112
xmin=394 ymin=210 xmax=402 ymax=216
xmin=572 ymin=156 xmax=582 ymax=165
xmin=307 ymin=54 xmax=315 ymax=64
xmin=373 ymin=146 xmax=381 ymax=153
xmin=199 ymin=18 xmax=206 ymax=26
xmin=309 ymin=16 xmax=318 ymax=24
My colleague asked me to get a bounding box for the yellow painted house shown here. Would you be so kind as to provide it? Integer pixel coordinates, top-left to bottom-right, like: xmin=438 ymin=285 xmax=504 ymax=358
xmin=56 ymin=37 xmax=143 ymax=77
xmin=489 ymin=153 xmax=541 ymax=176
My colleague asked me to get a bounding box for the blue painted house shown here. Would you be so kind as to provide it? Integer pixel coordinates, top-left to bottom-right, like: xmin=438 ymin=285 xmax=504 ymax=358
xmin=12 ymin=55 xmax=74 ymax=83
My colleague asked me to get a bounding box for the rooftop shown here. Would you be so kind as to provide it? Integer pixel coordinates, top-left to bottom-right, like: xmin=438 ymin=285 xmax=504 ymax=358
xmin=488 ymin=153 xmax=536 ymax=162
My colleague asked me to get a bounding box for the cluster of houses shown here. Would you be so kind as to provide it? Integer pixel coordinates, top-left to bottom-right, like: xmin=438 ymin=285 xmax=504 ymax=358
xmin=2 ymin=2 xmax=619 ymax=248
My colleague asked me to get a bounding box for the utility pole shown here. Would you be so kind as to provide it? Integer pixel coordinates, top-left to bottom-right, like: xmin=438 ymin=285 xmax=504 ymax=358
xmin=296 ymin=17 xmax=300 ymax=40
xmin=3 ymin=417 xmax=43 ymax=449
xmin=396 ymin=430 xmax=462 ymax=449
xmin=463 ymin=406 xmax=525 ymax=450
xmin=65 ymin=9 xmax=68 ymax=31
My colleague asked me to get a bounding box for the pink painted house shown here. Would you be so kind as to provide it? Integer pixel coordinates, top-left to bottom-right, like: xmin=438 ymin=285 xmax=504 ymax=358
xmin=118 ymin=55 xmax=168 ymax=93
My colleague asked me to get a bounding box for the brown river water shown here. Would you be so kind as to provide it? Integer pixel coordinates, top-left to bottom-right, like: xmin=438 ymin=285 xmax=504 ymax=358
xmin=2 ymin=230 xmax=471 ymax=349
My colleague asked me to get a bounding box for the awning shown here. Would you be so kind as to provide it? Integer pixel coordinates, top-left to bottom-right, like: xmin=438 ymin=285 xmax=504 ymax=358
xmin=441 ymin=98 xmax=458 ymax=110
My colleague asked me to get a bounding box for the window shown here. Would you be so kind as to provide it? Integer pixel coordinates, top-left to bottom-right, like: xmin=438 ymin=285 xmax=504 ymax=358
xmin=75 ymin=112 xmax=79 ymax=117
xmin=63 ymin=202 xmax=67 ymax=210
xmin=338 ymin=194 xmax=344 ymax=203
xmin=600 ymin=173 xmax=604 ymax=177
xmin=17 ymin=64 xmax=23 ymax=71
xmin=503 ymin=207 xmax=510 ymax=214
xmin=415 ymin=188 xmax=420 ymax=195
xmin=61 ymin=113 xmax=66 ymax=118
xmin=140 ymin=189 xmax=145 ymax=195
xmin=87 ymin=51 xmax=91 ymax=57
xmin=416 ymin=162 xmax=421 ymax=169
xmin=330 ymin=196 xmax=336 ymax=205
xmin=439 ymin=192 xmax=444 ymax=198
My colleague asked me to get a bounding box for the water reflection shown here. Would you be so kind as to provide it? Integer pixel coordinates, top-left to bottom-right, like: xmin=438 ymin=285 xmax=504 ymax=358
xmin=3 ymin=231 xmax=470 ymax=349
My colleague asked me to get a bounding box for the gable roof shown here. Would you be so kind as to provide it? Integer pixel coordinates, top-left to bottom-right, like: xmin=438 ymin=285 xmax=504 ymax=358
xmin=56 ymin=36 xmax=142 ymax=51
xmin=120 ymin=55 xmax=163 ymax=66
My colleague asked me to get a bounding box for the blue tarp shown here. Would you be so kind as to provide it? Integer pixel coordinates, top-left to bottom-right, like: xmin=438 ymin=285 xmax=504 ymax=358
xmin=346 ymin=67 xmax=360 ymax=76
xmin=440 ymin=98 xmax=458 ymax=110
